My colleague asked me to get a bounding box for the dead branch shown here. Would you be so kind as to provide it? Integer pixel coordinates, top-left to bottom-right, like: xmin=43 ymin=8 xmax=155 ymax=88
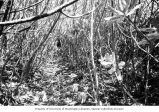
xmin=0 ymin=0 xmax=79 ymax=26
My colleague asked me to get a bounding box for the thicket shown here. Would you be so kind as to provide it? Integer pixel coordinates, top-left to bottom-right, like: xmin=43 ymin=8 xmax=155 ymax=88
xmin=0 ymin=0 xmax=159 ymax=106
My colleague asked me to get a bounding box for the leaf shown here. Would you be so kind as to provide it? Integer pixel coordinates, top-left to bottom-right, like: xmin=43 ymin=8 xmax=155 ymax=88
xmin=41 ymin=91 xmax=47 ymax=102
xmin=72 ymin=83 xmax=79 ymax=92
xmin=108 ymin=6 xmax=124 ymax=16
xmin=108 ymin=67 xmax=115 ymax=74
xmin=84 ymin=86 xmax=89 ymax=92
xmin=0 ymin=58 xmax=4 ymax=67
xmin=128 ymin=0 xmax=138 ymax=10
xmin=104 ymin=16 xmax=115 ymax=21
xmin=99 ymin=53 xmax=115 ymax=68
xmin=138 ymin=39 xmax=148 ymax=46
xmin=104 ymin=53 xmax=113 ymax=62
xmin=99 ymin=101 xmax=103 ymax=106
xmin=155 ymin=43 xmax=159 ymax=47
xmin=138 ymin=27 xmax=157 ymax=33
xmin=0 ymin=91 xmax=3 ymax=96
xmin=33 ymin=96 xmax=39 ymax=102
xmin=111 ymin=52 xmax=116 ymax=65
xmin=118 ymin=61 xmax=125 ymax=69
xmin=69 ymin=73 xmax=78 ymax=78
xmin=104 ymin=15 xmax=124 ymax=23
xmin=138 ymin=32 xmax=159 ymax=46
xmin=9 ymin=82 xmax=18 ymax=88
xmin=65 ymin=98 xmax=77 ymax=106
xmin=20 ymin=94 xmax=29 ymax=101
xmin=132 ymin=103 xmax=143 ymax=106
xmin=65 ymin=97 xmax=73 ymax=104
xmin=78 ymin=92 xmax=87 ymax=104
xmin=100 ymin=61 xmax=112 ymax=68
xmin=116 ymin=71 xmax=123 ymax=82
xmin=118 ymin=0 xmax=128 ymax=12
xmin=69 ymin=101 xmax=77 ymax=106
xmin=126 ymin=3 xmax=143 ymax=16
xmin=147 ymin=32 xmax=159 ymax=40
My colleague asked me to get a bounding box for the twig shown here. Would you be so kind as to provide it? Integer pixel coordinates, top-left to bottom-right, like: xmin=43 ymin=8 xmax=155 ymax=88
xmin=0 ymin=0 xmax=44 ymax=15
xmin=117 ymin=23 xmax=159 ymax=62
xmin=130 ymin=29 xmax=159 ymax=62
xmin=122 ymin=84 xmax=138 ymax=103
xmin=61 ymin=3 xmax=100 ymax=18
xmin=0 ymin=0 xmax=79 ymax=25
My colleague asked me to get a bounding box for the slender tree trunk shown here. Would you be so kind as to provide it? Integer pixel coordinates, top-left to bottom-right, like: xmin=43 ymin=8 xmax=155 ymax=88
xmin=90 ymin=0 xmax=99 ymax=105
xmin=145 ymin=46 xmax=150 ymax=105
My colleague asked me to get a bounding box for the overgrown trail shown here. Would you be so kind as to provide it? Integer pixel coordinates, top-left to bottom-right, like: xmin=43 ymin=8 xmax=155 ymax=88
xmin=42 ymin=58 xmax=62 ymax=77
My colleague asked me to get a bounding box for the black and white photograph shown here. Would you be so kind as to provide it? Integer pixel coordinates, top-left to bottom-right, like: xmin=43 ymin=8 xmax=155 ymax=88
xmin=0 ymin=0 xmax=159 ymax=111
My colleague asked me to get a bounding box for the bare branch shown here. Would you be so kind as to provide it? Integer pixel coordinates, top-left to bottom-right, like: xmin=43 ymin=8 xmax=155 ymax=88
xmin=61 ymin=3 xmax=100 ymax=18
xmin=0 ymin=0 xmax=79 ymax=26
xmin=117 ymin=23 xmax=159 ymax=63
xmin=0 ymin=0 xmax=45 ymax=16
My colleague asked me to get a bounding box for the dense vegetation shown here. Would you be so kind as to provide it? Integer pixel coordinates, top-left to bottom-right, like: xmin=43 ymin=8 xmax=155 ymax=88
xmin=0 ymin=0 xmax=159 ymax=106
